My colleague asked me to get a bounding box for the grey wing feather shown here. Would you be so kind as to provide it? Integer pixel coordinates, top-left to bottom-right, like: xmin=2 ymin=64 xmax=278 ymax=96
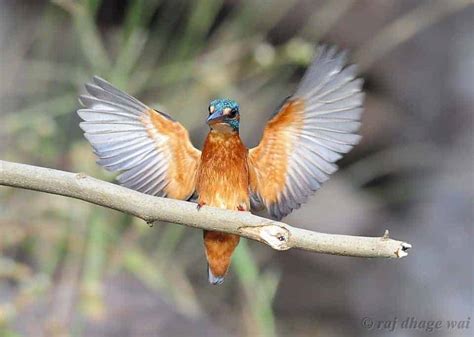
xmin=268 ymin=45 xmax=364 ymax=219
xmin=77 ymin=76 xmax=173 ymax=196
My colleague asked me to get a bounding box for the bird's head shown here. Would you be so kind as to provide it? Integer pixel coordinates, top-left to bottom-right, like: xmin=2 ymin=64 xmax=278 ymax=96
xmin=207 ymin=98 xmax=240 ymax=133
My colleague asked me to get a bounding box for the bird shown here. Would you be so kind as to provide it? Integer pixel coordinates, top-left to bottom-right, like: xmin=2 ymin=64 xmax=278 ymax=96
xmin=77 ymin=45 xmax=364 ymax=285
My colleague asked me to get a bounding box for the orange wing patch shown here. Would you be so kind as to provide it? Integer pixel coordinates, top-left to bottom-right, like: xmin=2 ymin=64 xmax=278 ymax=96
xmin=78 ymin=76 xmax=201 ymax=200
xmin=147 ymin=110 xmax=201 ymax=199
xmin=248 ymin=46 xmax=364 ymax=220
xmin=249 ymin=100 xmax=304 ymax=204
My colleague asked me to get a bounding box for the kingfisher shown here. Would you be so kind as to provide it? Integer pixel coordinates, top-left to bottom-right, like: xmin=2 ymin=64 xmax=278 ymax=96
xmin=78 ymin=45 xmax=364 ymax=285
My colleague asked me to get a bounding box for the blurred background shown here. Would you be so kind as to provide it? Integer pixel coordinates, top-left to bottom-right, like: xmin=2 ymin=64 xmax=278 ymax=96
xmin=0 ymin=0 xmax=473 ymax=336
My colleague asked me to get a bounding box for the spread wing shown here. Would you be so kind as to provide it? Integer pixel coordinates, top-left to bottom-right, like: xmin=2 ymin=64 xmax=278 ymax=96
xmin=249 ymin=46 xmax=364 ymax=220
xmin=78 ymin=76 xmax=201 ymax=200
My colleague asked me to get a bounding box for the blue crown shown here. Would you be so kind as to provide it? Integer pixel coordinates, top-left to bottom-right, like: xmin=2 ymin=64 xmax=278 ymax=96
xmin=209 ymin=98 xmax=239 ymax=113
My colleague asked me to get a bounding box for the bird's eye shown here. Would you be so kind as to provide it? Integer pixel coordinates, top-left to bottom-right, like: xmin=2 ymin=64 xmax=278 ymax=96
xmin=228 ymin=109 xmax=237 ymax=118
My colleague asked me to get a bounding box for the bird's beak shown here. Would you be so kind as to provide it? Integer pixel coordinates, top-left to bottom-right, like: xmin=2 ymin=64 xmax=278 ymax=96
xmin=207 ymin=110 xmax=225 ymax=125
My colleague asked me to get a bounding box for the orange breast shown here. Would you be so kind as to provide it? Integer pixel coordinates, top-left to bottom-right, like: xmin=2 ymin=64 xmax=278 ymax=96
xmin=197 ymin=131 xmax=250 ymax=279
xmin=196 ymin=131 xmax=250 ymax=211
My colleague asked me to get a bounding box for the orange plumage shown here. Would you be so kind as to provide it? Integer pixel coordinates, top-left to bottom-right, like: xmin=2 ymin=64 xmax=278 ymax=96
xmin=248 ymin=99 xmax=304 ymax=204
xmin=78 ymin=45 xmax=364 ymax=285
xmin=146 ymin=108 xmax=200 ymax=199
xmin=196 ymin=131 xmax=250 ymax=282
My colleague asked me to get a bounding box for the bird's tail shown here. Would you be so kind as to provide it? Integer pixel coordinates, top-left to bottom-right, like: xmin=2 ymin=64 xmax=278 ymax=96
xmin=203 ymin=230 xmax=240 ymax=285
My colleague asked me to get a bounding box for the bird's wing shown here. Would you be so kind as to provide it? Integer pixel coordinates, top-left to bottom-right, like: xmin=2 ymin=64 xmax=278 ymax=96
xmin=78 ymin=76 xmax=201 ymax=200
xmin=248 ymin=46 xmax=364 ymax=219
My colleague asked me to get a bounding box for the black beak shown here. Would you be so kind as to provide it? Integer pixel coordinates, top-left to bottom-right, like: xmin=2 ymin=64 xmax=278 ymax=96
xmin=207 ymin=110 xmax=225 ymax=124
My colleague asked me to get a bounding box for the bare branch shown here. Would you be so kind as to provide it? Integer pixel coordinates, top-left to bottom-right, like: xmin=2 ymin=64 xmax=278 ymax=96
xmin=0 ymin=160 xmax=411 ymax=258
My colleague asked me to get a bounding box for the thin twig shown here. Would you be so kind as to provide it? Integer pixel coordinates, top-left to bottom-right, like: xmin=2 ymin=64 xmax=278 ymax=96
xmin=0 ymin=160 xmax=412 ymax=258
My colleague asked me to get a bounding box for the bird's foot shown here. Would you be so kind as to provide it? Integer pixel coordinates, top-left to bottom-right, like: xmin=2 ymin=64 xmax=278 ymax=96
xmin=197 ymin=202 xmax=206 ymax=211
xmin=237 ymin=205 xmax=245 ymax=211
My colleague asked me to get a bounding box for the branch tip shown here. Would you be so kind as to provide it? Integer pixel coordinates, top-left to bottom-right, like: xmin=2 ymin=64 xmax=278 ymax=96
xmin=395 ymin=242 xmax=412 ymax=258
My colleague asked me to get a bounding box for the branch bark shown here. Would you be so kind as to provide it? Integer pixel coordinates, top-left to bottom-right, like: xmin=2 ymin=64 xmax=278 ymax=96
xmin=0 ymin=160 xmax=411 ymax=258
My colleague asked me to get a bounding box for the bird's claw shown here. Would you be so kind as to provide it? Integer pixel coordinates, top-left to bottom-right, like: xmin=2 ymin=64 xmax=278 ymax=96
xmin=197 ymin=202 xmax=206 ymax=211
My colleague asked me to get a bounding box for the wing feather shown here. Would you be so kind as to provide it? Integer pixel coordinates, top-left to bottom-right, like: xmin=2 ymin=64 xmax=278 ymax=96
xmin=249 ymin=46 xmax=364 ymax=219
xmin=78 ymin=76 xmax=200 ymax=200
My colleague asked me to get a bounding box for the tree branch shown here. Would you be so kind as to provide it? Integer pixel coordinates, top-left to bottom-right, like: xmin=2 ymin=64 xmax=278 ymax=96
xmin=0 ymin=160 xmax=411 ymax=258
